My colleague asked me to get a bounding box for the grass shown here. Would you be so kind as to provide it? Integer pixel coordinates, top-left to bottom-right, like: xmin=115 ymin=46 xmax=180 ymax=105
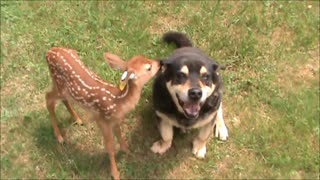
xmin=1 ymin=1 xmax=319 ymax=179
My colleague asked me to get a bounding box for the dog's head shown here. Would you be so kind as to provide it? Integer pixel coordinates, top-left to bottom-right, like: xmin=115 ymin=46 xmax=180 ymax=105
xmin=161 ymin=50 xmax=222 ymax=119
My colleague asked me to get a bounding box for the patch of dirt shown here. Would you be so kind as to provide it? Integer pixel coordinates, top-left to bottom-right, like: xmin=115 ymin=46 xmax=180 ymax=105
xmin=299 ymin=50 xmax=319 ymax=78
xmin=148 ymin=3 xmax=199 ymax=35
xmin=149 ymin=15 xmax=187 ymax=35
xmin=271 ymin=26 xmax=294 ymax=46
xmin=277 ymin=48 xmax=319 ymax=90
xmin=213 ymin=143 xmax=273 ymax=178
xmin=166 ymin=160 xmax=197 ymax=179
xmin=1 ymin=73 xmax=45 ymax=115
xmin=65 ymin=121 xmax=105 ymax=154
xmin=213 ymin=154 xmax=232 ymax=176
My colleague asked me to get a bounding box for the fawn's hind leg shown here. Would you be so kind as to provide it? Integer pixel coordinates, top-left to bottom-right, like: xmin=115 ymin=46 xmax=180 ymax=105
xmin=46 ymin=87 xmax=64 ymax=143
xmin=62 ymin=100 xmax=83 ymax=125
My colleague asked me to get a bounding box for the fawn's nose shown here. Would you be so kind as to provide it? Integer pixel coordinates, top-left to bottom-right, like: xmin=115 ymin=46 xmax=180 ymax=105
xmin=188 ymin=88 xmax=202 ymax=101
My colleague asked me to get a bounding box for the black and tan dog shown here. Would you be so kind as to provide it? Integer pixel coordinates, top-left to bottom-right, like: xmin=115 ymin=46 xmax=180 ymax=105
xmin=151 ymin=32 xmax=228 ymax=158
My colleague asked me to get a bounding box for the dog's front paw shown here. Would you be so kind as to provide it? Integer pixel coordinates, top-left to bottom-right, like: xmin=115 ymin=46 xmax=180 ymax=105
xmin=151 ymin=140 xmax=172 ymax=154
xmin=192 ymin=145 xmax=206 ymax=158
xmin=192 ymin=139 xmax=206 ymax=158
xmin=215 ymin=123 xmax=228 ymax=141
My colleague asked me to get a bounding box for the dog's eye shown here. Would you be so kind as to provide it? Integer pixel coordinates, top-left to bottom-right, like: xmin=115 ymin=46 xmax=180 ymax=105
xmin=202 ymin=74 xmax=210 ymax=81
xmin=177 ymin=72 xmax=187 ymax=79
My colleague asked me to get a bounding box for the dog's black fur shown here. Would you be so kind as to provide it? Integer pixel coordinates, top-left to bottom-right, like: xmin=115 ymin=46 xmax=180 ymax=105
xmin=153 ymin=32 xmax=223 ymax=128
xmin=151 ymin=32 xmax=228 ymax=157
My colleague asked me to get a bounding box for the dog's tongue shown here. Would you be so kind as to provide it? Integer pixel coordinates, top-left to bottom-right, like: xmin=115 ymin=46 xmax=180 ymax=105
xmin=183 ymin=102 xmax=200 ymax=117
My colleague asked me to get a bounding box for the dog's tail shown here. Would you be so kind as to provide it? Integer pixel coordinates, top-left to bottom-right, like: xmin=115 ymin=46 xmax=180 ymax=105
xmin=163 ymin=31 xmax=193 ymax=48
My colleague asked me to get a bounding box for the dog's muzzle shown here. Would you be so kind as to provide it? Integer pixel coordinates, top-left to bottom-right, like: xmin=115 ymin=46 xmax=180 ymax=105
xmin=176 ymin=88 xmax=204 ymax=119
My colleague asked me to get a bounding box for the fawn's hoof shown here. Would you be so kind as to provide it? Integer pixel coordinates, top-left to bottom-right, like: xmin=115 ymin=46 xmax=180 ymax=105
xmin=120 ymin=143 xmax=129 ymax=153
xmin=111 ymin=169 xmax=120 ymax=180
xmin=57 ymin=135 xmax=64 ymax=144
xmin=74 ymin=118 xmax=84 ymax=126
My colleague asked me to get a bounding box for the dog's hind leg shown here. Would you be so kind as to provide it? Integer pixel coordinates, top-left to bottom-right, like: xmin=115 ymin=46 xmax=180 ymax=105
xmin=214 ymin=103 xmax=228 ymax=140
xmin=151 ymin=116 xmax=173 ymax=155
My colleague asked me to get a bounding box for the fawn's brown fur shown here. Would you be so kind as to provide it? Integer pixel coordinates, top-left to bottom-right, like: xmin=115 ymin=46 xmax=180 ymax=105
xmin=45 ymin=47 xmax=160 ymax=179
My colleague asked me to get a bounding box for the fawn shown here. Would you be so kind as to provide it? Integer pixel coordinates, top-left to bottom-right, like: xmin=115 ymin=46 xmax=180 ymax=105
xmin=45 ymin=47 xmax=160 ymax=179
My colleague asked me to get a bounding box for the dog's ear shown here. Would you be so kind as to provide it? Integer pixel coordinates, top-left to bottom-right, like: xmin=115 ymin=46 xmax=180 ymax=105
xmin=211 ymin=61 xmax=223 ymax=84
xmin=160 ymin=59 xmax=172 ymax=65
xmin=160 ymin=59 xmax=172 ymax=73
xmin=212 ymin=62 xmax=219 ymax=71
xmin=212 ymin=61 xmax=225 ymax=72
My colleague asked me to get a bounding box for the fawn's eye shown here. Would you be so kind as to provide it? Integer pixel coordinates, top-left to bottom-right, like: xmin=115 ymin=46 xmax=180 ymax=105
xmin=145 ymin=64 xmax=152 ymax=71
xmin=129 ymin=73 xmax=136 ymax=79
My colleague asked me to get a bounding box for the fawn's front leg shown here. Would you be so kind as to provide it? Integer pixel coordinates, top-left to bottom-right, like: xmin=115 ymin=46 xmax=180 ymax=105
xmin=114 ymin=124 xmax=129 ymax=153
xmin=96 ymin=119 xmax=120 ymax=179
xmin=46 ymin=87 xmax=64 ymax=143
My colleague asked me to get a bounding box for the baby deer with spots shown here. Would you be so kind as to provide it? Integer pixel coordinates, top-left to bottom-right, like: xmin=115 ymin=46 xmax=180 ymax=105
xmin=45 ymin=47 xmax=160 ymax=179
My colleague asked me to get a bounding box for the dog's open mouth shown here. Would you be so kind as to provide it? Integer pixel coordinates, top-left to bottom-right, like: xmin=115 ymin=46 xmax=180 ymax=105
xmin=176 ymin=94 xmax=201 ymax=119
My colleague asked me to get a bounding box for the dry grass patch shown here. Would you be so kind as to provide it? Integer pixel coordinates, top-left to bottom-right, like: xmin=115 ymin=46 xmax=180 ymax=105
xmin=148 ymin=2 xmax=202 ymax=35
xmin=271 ymin=26 xmax=294 ymax=46
xmin=1 ymin=1 xmax=318 ymax=179
xmin=213 ymin=144 xmax=264 ymax=178
xmin=64 ymin=122 xmax=104 ymax=153
xmin=149 ymin=15 xmax=186 ymax=35
xmin=1 ymin=73 xmax=45 ymax=116
xmin=277 ymin=48 xmax=319 ymax=91
xmin=166 ymin=159 xmax=197 ymax=179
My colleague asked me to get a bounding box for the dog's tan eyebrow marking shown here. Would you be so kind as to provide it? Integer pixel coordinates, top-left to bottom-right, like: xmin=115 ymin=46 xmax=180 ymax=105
xmin=180 ymin=65 xmax=189 ymax=75
xmin=200 ymin=66 xmax=208 ymax=74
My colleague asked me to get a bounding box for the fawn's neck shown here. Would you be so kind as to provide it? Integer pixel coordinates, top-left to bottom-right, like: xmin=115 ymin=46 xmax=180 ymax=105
xmin=114 ymin=81 xmax=142 ymax=116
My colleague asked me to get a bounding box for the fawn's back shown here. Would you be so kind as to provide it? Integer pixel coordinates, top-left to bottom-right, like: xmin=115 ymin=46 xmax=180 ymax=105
xmin=45 ymin=46 xmax=161 ymax=179
xmin=46 ymin=47 xmax=119 ymax=116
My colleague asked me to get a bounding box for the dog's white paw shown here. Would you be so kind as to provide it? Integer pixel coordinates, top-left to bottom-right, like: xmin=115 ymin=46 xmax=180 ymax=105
xmin=215 ymin=123 xmax=228 ymax=141
xmin=192 ymin=139 xmax=207 ymax=158
xmin=151 ymin=140 xmax=172 ymax=154
xmin=192 ymin=144 xmax=206 ymax=158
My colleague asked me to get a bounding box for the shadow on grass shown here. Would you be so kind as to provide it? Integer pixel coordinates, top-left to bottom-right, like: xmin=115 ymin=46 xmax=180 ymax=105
xmin=121 ymin=101 xmax=195 ymax=179
xmin=31 ymin=102 xmax=194 ymax=179
xmin=32 ymin=118 xmax=112 ymax=178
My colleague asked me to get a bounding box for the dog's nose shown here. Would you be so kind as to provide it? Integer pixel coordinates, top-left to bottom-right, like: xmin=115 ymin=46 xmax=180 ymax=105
xmin=188 ymin=88 xmax=202 ymax=101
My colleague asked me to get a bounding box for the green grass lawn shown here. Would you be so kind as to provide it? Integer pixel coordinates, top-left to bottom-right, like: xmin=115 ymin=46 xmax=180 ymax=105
xmin=1 ymin=1 xmax=319 ymax=179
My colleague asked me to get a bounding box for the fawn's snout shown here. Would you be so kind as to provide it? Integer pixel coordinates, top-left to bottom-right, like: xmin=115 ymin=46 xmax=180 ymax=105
xmin=127 ymin=57 xmax=160 ymax=86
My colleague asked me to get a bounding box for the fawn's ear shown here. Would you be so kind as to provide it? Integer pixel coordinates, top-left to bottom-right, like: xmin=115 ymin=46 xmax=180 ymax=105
xmin=104 ymin=52 xmax=127 ymax=71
